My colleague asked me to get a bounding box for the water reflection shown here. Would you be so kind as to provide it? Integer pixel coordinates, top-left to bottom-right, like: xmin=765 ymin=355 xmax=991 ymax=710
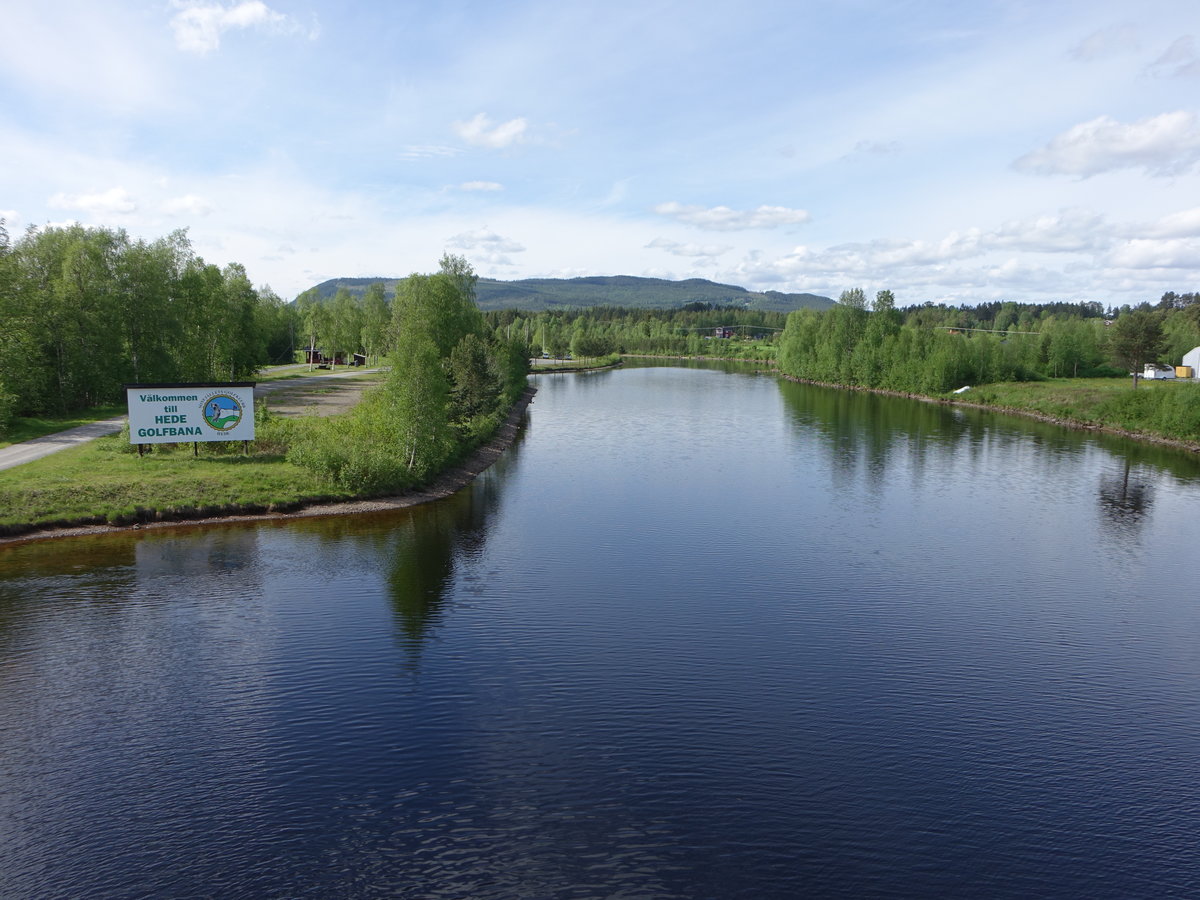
xmin=776 ymin=380 xmax=978 ymax=495
xmin=274 ymin=423 xmax=522 ymax=658
xmin=6 ymin=367 xmax=1200 ymax=899
xmin=388 ymin=430 xmax=517 ymax=651
xmin=1097 ymin=459 xmax=1154 ymax=541
xmin=777 ymin=378 xmax=1200 ymax=504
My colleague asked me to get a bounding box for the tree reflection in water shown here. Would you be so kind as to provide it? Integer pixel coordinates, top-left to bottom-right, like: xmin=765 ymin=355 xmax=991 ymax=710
xmin=386 ymin=426 xmax=520 ymax=655
xmin=1097 ymin=458 xmax=1154 ymax=542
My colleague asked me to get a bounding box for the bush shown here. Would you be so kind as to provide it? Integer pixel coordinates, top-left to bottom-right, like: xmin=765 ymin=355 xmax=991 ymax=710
xmin=286 ymin=413 xmax=415 ymax=495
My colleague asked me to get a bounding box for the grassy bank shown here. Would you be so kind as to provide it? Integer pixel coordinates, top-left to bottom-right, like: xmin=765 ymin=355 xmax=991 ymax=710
xmin=0 ymin=384 xmax=538 ymax=538
xmin=529 ymin=354 xmax=622 ymax=372
xmin=0 ymin=428 xmax=350 ymax=534
xmin=961 ymin=377 xmax=1200 ymax=444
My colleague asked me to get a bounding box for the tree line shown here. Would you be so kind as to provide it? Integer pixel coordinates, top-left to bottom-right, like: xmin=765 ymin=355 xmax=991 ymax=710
xmin=480 ymin=304 xmax=789 ymax=359
xmin=0 ymin=221 xmax=293 ymax=428
xmin=776 ymin=288 xmax=1200 ymax=394
xmin=284 ymin=255 xmax=529 ymax=493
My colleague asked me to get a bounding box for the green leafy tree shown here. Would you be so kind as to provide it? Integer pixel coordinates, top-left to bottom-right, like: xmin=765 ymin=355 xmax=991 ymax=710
xmin=448 ymin=332 xmax=500 ymax=424
xmin=1110 ymin=309 xmax=1166 ymax=387
xmin=296 ymin=288 xmax=330 ymax=365
xmin=838 ymin=287 xmax=867 ymax=310
xmin=389 ymin=327 xmax=454 ymax=476
xmin=392 ymin=270 xmax=485 ymax=358
xmin=329 ymin=288 xmax=363 ymax=364
xmin=360 ymin=282 xmax=391 ymax=363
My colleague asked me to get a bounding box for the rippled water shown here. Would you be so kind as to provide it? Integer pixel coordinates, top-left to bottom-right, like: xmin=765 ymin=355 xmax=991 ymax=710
xmin=3 ymin=363 xmax=1200 ymax=898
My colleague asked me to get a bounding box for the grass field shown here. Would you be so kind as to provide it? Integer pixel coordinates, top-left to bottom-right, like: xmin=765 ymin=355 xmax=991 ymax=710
xmin=0 ymin=429 xmax=351 ymax=531
xmin=961 ymin=377 xmax=1200 ymax=443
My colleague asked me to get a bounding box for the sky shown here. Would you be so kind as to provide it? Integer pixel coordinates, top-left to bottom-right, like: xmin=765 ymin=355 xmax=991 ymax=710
xmin=2 ymin=0 xmax=1199 ymax=306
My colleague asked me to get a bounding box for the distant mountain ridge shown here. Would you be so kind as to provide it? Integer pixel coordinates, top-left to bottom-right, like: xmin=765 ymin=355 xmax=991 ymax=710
xmin=302 ymin=275 xmax=834 ymax=312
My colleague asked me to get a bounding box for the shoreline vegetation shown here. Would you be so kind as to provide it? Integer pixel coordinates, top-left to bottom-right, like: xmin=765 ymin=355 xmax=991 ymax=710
xmin=529 ymin=354 xmax=622 ymax=373
xmin=4 ymin=356 xmax=1200 ymax=549
xmin=629 ymin=349 xmax=1200 ymax=451
xmin=777 ymin=374 xmax=1200 ymax=454
xmin=772 ymin=293 xmax=1200 ymax=452
xmin=0 ymin=386 xmax=536 ymax=547
xmin=3 ymin=238 xmax=1199 ymax=546
xmin=0 ymin=253 xmax=535 ymax=545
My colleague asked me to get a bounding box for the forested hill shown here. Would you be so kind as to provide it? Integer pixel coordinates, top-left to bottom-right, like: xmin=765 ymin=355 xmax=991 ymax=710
xmin=302 ymin=275 xmax=834 ymax=312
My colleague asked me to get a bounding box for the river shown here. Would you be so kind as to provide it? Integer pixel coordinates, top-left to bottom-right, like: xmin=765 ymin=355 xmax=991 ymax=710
xmin=2 ymin=362 xmax=1200 ymax=898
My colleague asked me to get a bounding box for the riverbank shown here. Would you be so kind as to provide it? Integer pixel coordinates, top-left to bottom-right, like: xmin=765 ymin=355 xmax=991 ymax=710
xmin=779 ymin=374 xmax=1200 ymax=453
xmin=530 ymin=357 xmax=622 ymax=373
xmin=0 ymin=386 xmax=537 ymax=547
xmin=622 ymin=353 xmax=775 ymax=365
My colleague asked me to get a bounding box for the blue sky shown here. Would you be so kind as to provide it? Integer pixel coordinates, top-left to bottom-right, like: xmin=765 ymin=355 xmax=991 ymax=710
xmin=2 ymin=0 xmax=1199 ymax=305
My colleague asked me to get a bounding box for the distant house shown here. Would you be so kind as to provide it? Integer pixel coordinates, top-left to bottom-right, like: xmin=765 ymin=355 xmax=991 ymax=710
xmin=714 ymin=326 xmax=737 ymax=339
xmin=1142 ymin=363 xmax=1176 ymax=380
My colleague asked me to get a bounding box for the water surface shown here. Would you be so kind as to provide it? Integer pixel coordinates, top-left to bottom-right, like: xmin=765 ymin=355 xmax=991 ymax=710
xmin=2 ymin=364 xmax=1200 ymax=898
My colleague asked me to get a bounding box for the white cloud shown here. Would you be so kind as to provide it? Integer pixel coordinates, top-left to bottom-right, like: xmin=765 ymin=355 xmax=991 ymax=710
xmin=1069 ymin=24 xmax=1139 ymax=62
xmin=452 ymin=113 xmax=529 ymax=149
xmin=49 ymin=187 xmax=138 ymax=216
xmin=645 ymin=237 xmax=732 ymax=258
xmin=0 ymin=209 xmax=20 ymax=228
xmin=399 ymin=145 xmax=463 ymax=160
xmin=37 ymin=219 xmax=83 ymax=232
xmin=845 ymin=139 xmax=902 ymax=158
xmin=813 ymin=231 xmax=987 ymax=272
xmin=169 ymin=1 xmax=314 ymax=54
xmin=164 ymin=194 xmax=215 ymax=216
xmin=447 ymin=227 xmax=526 ymax=265
xmin=459 ymin=181 xmax=504 ymax=192
xmin=1107 ymin=238 xmax=1200 ymax=269
xmin=1147 ymin=36 xmax=1200 ymax=78
xmin=990 ymin=208 xmax=1111 ymax=252
xmin=448 ymin=227 xmax=525 ymax=253
xmin=0 ymin=3 xmax=169 ymax=112
xmin=1014 ymin=112 xmax=1200 ymax=177
xmin=653 ymin=202 xmax=811 ymax=231
xmin=1146 ymin=206 xmax=1200 ymax=238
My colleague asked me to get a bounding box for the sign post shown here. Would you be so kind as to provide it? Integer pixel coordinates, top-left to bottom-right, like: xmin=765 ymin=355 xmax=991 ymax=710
xmin=125 ymin=383 xmax=256 ymax=450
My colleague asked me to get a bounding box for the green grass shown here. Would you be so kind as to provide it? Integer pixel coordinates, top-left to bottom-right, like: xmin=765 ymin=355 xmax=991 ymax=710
xmin=530 ymin=354 xmax=621 ymax=371
xmin=256 ymin=364 xmax=383 ymax=382
xmin=0 ymin=430 xmax=352 ymax=532
xmin=0 ymin=406 xmax=127 ymax=448
xmin=958 ymin=377 xmax=1200 ymax=442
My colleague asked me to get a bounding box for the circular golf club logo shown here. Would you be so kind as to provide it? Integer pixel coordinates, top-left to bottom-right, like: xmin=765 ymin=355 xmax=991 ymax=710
xmin=202 ymin=393 xmax=244 ymax=432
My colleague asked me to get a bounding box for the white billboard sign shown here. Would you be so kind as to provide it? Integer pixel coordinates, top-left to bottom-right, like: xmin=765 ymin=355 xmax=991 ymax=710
xmin=126 ymin=383 xmax=256 ymax=444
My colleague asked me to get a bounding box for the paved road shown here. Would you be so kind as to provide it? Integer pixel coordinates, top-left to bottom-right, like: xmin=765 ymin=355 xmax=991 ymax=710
xmin=0 ymin=369 xmax=383 ymax=472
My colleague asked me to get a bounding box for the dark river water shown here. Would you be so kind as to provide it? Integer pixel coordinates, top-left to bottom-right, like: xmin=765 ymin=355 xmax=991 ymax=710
xmin=3 ymin=363 xmax=1200 ymax=899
